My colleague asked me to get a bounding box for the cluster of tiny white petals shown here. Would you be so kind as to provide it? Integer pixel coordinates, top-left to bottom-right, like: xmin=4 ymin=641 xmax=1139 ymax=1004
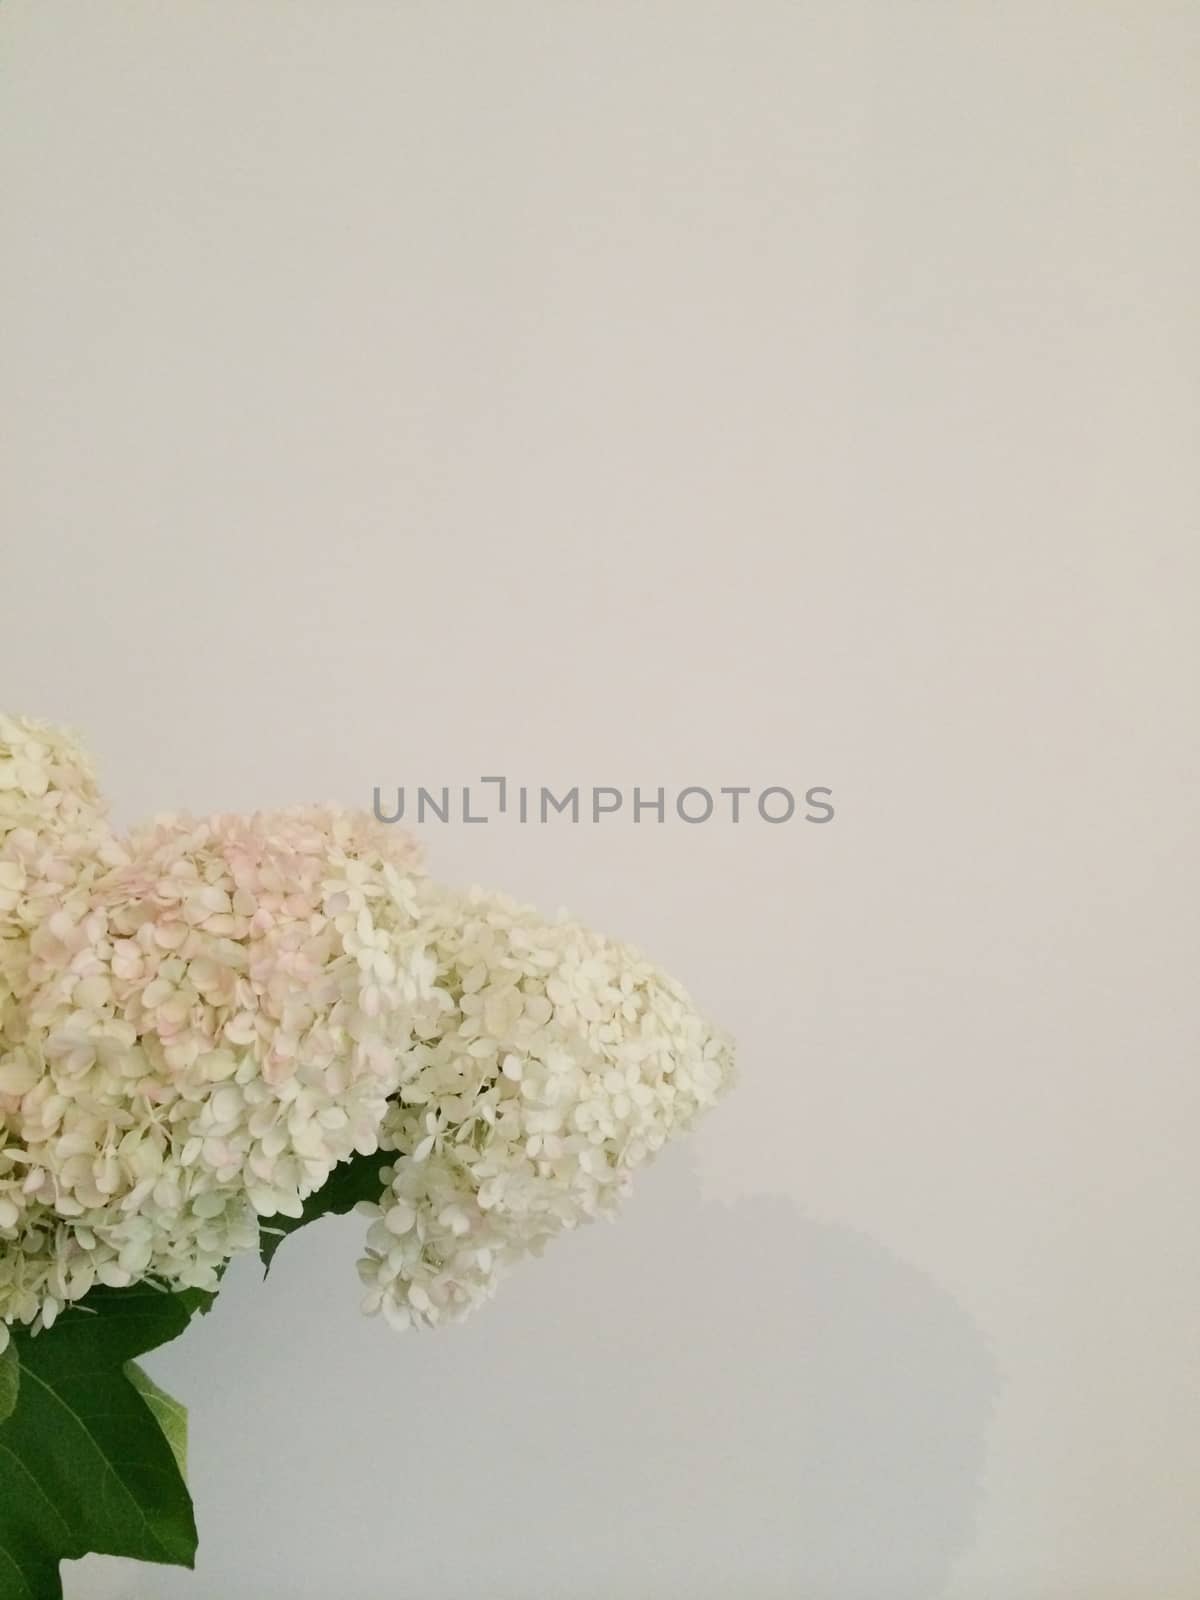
xmin=0 ymin=716 xmax=734 ymax=1350
xmin=358 ymin=888 xmax=734 ymax=1332
xmin=1 ymin=716 xmax=130 ymax=1349
xmin=0 ymin=715 xmax=431 ymax=1341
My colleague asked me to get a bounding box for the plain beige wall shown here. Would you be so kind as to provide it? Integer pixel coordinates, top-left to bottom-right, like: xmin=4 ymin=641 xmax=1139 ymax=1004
xmin=2 ymin=3 xmax=1198 ymax=1597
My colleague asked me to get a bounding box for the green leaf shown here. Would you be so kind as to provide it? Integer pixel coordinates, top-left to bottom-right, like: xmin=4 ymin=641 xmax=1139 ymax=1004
xmin=125 ymin=1361 xmax=188 ymax=1479
xmin=0 ymin=1344 xmax=16 ymax=1425
xmin=175 ymin=1283 xmax=220 ymax=1319
xmin=0 ymin=1286 xmax=202 ymax=1600
xmin=260 ymin=1148 xmax=392 ymax=1273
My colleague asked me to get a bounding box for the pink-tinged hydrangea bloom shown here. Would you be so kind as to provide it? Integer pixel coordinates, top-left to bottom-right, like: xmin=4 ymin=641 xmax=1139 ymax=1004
xmin=0 ymin=717 xmax=734 ymax=1350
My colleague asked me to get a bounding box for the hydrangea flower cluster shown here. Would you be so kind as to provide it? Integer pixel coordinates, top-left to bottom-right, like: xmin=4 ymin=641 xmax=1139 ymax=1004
xmin=0 ymin=715 xmax=734 ymax=1350
xmin=361 ymin=890 xmax=731 ymax=1330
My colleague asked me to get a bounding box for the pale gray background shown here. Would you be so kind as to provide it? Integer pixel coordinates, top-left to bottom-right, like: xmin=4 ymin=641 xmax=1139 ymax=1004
xmin=2 ymin=3 xmax=1198 ymax=1597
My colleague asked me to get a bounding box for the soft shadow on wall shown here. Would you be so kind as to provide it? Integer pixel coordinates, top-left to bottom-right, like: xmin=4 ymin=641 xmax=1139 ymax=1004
xmin=71 ymin=1161 xmax=997 ymax=1600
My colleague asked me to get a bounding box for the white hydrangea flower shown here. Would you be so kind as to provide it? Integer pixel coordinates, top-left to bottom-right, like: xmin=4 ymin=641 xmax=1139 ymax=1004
xmin=0 ymin=717 xmax=734 ymax=1342
xmin=1 ymin=725 xmax=431 ymax=1333
xmin=358 ymin=888 xmax=734 ymax=1331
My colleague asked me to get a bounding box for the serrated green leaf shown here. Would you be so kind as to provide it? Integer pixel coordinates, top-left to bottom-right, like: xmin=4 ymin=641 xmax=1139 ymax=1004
xmin=125 ymin=1361 xmax=188 ymax=1478
xmin=0 ymin=1286 xmax=202 ymax=1600
xmin=0 ymin=1343 xmax=16 ymax=1425
xmin=260 ymin=1148 xmax=393 ymax=1273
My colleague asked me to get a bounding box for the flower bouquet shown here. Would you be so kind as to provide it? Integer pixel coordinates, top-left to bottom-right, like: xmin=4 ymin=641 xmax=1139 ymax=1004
xmin=0 ymin=714 xmax=733 ymax=1597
